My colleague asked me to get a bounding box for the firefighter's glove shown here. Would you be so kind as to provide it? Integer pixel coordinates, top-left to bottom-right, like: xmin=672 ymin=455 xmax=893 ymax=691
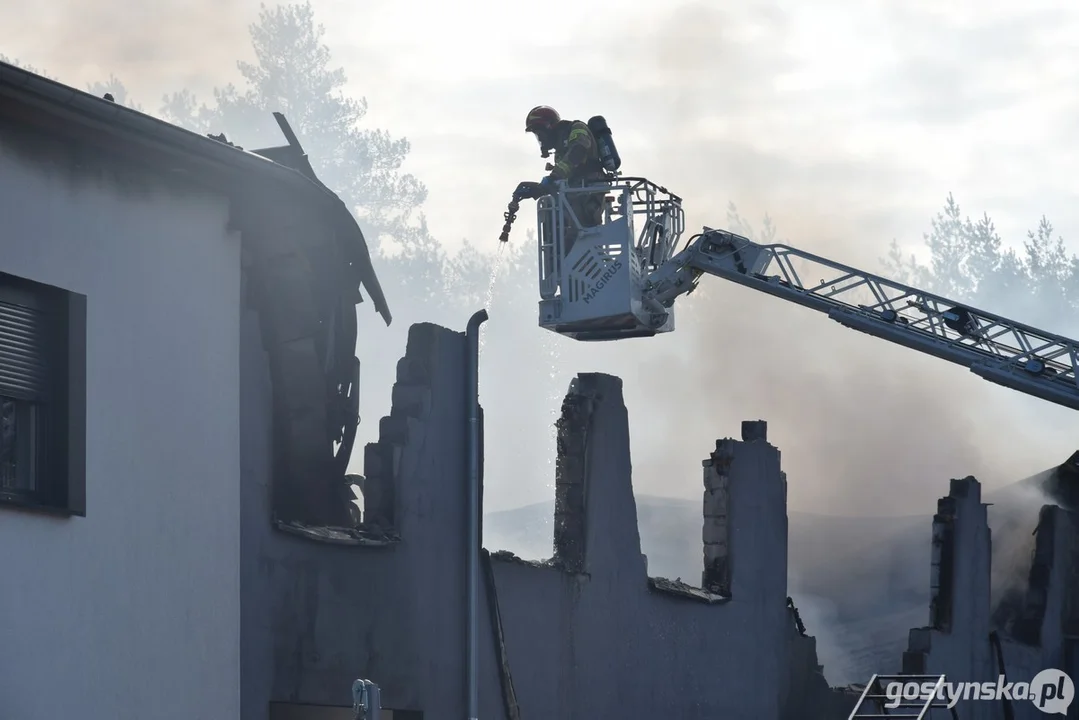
xmin=514 ymin=181 xmax=542 ymax=200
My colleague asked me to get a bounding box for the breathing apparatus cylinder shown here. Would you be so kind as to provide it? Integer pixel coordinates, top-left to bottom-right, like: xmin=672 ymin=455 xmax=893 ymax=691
xmin=587 ymin=116 xmax=621 ymax=174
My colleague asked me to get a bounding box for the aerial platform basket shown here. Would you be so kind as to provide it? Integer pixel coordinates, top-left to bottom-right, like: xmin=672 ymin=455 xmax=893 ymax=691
xmin=536 ymin=176 xmax=686 ymax=341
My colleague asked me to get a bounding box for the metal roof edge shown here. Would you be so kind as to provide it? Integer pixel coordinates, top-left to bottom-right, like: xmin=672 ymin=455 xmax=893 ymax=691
xmin=0 ymin=60 xmax=391 ymax=325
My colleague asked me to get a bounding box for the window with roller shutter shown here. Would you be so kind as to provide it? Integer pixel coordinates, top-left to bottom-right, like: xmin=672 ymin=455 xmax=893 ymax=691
xmin=0 ymin=271 xmax=86 ymax=515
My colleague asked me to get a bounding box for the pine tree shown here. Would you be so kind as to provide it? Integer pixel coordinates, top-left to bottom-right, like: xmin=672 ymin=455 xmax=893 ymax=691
xmin=883 ymin=194 xmax=1078 ymax=333
xmin=159 ymin=2 xmax=426 ymax=254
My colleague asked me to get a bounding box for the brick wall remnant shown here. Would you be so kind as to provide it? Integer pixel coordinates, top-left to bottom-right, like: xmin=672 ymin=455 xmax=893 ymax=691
xmin=900 ymin=478 xmax=995 ymax=708
xmin=1011 ymin=506 xmax=1056 ymax=646
xmin=700 ymin=422 xmax=775 ymax=598
xmin=360 ymin=325 xmax=436 ymax=532
xmin=896 ymin=476 xmax=1079 ymax=720
xmin=702 ymin=439 xmax=734 ymax=596
xmin=1064 ymin=512 xmax=1079 ymax=638
xmin=248 ymin=341 xmax=844 ymax=717
xmin=741 ymin=420 xmax=768 ymax=442
xmin=552 ymin=377 xmax=596 ymax=572
xmin=929 ymin=488 xmax=960 ymax=632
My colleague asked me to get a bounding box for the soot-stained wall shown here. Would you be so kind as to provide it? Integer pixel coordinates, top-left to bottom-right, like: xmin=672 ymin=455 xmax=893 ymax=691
xmin=240 ymin=321 xmax=843 ymax=720
xmin=891 ymin=478 xmax=1078 ymax=720
xmin=489 ymin=376 xmax=794 ymax=720
xmin=240 ymin=321 xmax=487 ymax=720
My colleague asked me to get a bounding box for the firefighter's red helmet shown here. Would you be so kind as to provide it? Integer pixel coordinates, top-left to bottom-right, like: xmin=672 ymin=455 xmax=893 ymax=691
xmin=525 ymin=106 xmax=561 ymax=133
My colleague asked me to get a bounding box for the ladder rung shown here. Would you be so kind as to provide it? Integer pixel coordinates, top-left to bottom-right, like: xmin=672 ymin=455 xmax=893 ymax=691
xmin=848 ymin=673 xmax=949 ymax=720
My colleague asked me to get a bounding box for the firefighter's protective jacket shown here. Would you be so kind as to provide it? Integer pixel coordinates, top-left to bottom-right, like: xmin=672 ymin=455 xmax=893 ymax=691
xmin=547 ymin=120 xmax=604 ymax=183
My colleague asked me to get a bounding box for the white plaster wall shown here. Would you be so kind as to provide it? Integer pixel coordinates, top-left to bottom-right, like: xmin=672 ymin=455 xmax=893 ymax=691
xmin=0 ymin=143 xmax=241 ymax=720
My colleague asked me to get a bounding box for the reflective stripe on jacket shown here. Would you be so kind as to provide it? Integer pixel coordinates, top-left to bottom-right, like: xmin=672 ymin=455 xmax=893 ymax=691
xmin=548 ymin=120 xmax=603 ymax=182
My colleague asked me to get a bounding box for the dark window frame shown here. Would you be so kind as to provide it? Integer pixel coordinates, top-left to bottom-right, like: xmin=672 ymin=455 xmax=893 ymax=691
xmin=0 ymin=270 xmax=86 ymax=517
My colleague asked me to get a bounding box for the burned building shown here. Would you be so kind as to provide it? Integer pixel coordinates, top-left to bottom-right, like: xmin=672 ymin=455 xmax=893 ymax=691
xmin=0 ymin=60 xmax=388 ymax=720
xmin=246 ymin=323 xmax=855 ymax=720
xmin=3 ymin=60 xmax=1077 ymax=720
xmin=253 ymin=321 xmax=1079 ymax=719
xmin=886 ymin=478 xmax=1079 ymax=719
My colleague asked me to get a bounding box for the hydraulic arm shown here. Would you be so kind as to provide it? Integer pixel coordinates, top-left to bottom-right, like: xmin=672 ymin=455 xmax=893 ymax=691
xmin=518 ymin=177 xmax=1079 ymax=412
xmin=644 ymin=228 xmax=1079 ymax=412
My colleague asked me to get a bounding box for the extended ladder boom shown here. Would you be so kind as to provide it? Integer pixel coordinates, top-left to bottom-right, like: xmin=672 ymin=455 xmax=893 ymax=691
xmin=644 ymin=228 xmax=1079 ymax=412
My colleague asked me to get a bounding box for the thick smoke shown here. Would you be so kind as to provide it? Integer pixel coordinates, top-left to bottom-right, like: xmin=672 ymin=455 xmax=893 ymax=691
xmin=552 ymin=1 xmax=1079 ymax=517
xmin=987 ymin=472 xmax=1055 ymax=613
xmin=12 ymin=1 xmax=1078 ymax=683
xmin=0 ymin=1 xmax=255 ymax=99
xmin=10 ymin=0 xmax=1078 ymax=522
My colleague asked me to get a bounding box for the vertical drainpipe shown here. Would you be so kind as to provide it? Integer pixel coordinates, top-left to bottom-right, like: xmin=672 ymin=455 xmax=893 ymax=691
xmin=465 ymin=309 xmax=489 ymax=720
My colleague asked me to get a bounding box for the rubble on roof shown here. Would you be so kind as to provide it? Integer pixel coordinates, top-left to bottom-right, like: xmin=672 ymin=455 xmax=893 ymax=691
xmin=488 ymin=549 xmax=555 ymax=570
xmin=648 ymin=576 xmax=730 ymax=604
xmin=273 ymin=519 xmax=399 ymax=547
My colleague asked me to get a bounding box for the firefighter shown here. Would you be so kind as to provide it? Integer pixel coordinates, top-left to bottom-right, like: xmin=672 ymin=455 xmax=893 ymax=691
xmin=516 ymin=105 xmax=608 ymax=253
